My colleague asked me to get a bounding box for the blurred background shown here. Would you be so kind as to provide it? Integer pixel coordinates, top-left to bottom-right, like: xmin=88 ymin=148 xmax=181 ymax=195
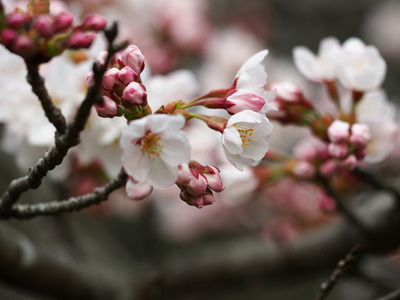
xmin=1 ymin=0 xmax=400 ymax=299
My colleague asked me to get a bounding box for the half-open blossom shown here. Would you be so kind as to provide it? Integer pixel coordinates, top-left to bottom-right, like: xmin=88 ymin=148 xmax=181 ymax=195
xmin=120 ymin=114 xmax=190 ymax=188
xmin=226 ymin=49 xmax=269 ymax=114
xmin=293 ymin=37 xmax=341 ymax=82
xmin=221 ymin=110 xmax=273 ymax=170
xmin=337 ymin=38 xmax=386 ymax=91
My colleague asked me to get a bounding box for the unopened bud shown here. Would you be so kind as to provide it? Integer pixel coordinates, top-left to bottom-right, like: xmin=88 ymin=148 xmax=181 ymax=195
xmin=102 ymin=67 xmax=120 ymax=90
xmin=328 ymin=142 xmax=348 ymax=159
xmin=203 ymin=166 xmax=224 ymax=192
xmin=64 ymin=32 xmax=95 ymax=49
xmin=122 ymin=81 xmax=147 ymax=107
xmin=6 ymin=12 xmax=26 ymax=29
xmin=319 ymin=159 xmax=337 ymax=176
xmin=94 ymin=96 xmax=118 ymax=118
xmin=1 ymin=28 xmax=18 ymax=46
xmin=53 ymin=12 xmax=73 ymax=32
xmin=34 ymin=15 xmax=54 ymax=38
xmin=349 ymin=123 xmax=370 ymax=148
xmin=327 ymin=120 xmax=350 ymax=143
xmin=292 ymin=160 xmax=316 ymax=179
xmin=82 ymin=14 xmax=107 ymax=31
xmin=120 ymin=45 xmax=145 ymax=74
xmin=12 ymin=35 xmax=35 ymax=57
xmin=119 ymin=66 xmax=139 ymax=86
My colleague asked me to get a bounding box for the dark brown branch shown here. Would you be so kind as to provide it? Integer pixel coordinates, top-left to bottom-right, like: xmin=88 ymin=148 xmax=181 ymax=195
xmin=2 ymin=169 xmax=127 ymax=219
xmin=375 ymin=288 xmax=400 ymax=300
xmin=0 ymin=23 xmax=127 ymax=213
xmin=315 ymin=244 xmax=362 ymax=300
xmin=25 ymin=63 xmax=67 ymax=135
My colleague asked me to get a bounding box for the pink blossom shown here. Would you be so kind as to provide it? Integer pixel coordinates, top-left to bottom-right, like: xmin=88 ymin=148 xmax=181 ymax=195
xmin=292 ymin=161 xmax=316 ymax=179
xmin=118 ymin=66 xmax=139 ymax=86
xmin=120 ymin=45 xmax=145 ymax=74
xmin=121 ymin=81 xmax=147 ymax=107
xmin=203 ymin=166 xmax=224 ymax=192
xmin=349 ymin=123 xmax=371 ymax=148
xmin=34 ymin=15 xmax=54 ymax=38
xmin=327 ymin=120 xmax=350 ymax=143
xmin=125 ymin=178 xmax=153 ymax=200
xmin=101 ymin=68 xmax=120 ymax=91
xmin=53 ymin=12 xmax=74 ymax=32
xmin=328 ymin=143 xmax=348 ymax=158
xmin=64 ymin=32 xmax=95 ymax=49
xmin=94 ymin=96 xmax=118 ymax=118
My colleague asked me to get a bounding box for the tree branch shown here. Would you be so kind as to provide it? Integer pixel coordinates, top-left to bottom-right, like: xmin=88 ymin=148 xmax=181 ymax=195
xmin=0 ymin=23 xmax=127 ymax=212
xmin=25 ymin=62 xmax=67 ymax=135
xmin=1 ymin=169 xmax=127 ymax=219
xmin=315 ymin=243 xmax=361 ymax=300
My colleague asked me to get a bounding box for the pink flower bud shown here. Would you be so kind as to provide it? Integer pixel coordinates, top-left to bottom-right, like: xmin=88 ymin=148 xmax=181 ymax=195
xmin=102 ymin=67 xmax=120 ymax=90
xmin=12 ymin=35 xmax=35 ymax=57
xmin=327 ymin=120 xmax=350 ymax=143
xmin=34 ymin=15 xmax=54 ymax=38
xmin=53 ymin=12 xmax=73 ymax=32
xmin=184 ymin=172 xmax=208 ymax=196
xmin=225 ymin=90 xmax=266 ymax=114
xmin=203 ymin=166 xmax=224 ymax=192
xmin=118 ymin=66 xmax=139 ymax=86
xmin=120 ymin=45 xmax=145 ymax=74
xmin=1 ymin=28 xmax=18 ymax=46
xmin=319 ymin=159 xmax=338 ymax=176
xmin=64 ymin=32 xmax=95 ymax=49
xmin=349 ymin=123 xmax=370 ymax=148
xmin=341 ymin=154 xmax=358 ymax=170
xmin=292 ymin=160 xmax=316 ymax=179
xmin=94 ymin=96 xmax=119 ymax=118
xmin=201 ymin=190 xmax=215 ymax=207
xmin=82 ymin=14 xmax=107 ymax=31
xmin=125 ymin=178 xmax=153 ymax=200
xmin=6 ymin=12 xmax=26 ymax=29
xmin=176 ymin=164 xmax=192 ymax=185
xmin=271 ymin=82 xmax=303 ymax=102
xmin=328 ymin=143 xmax=348 ymax=158
xmin=122 ymin=81 xmax=147 ymax=107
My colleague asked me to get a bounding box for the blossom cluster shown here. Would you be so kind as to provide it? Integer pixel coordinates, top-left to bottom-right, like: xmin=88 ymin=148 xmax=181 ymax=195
xmin=256 ymin=37 xmax=398 ymax=185
xmin=0 ymin=0 xmax=106 ymax=62
xmin=92 ymin=44 xmax=275 ymax=207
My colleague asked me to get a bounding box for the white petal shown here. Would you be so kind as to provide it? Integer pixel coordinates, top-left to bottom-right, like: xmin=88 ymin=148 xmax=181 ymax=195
xmin=223 ymin=147 xmax=244 ymax=171
xmin=293 ymin=46 xmax=321 ymax=82
xmin=227 ymin=110 xmax=262 ymax=127
xmin=121 ymin=146 xmax=149 ymax=182
xmin=126 ymin=179 xmax=153 ymax=200
xmin=147 ymin=157 xmax=179 ymax=188
xmin=160 ymin=132 xmax=191 ymax=166
xmin=151 ymin=114 xmax=186 ymax=138
xmin=236 ymin=49 xmax=269 ymax=78
xmin=222 ymin=127 xmax=243 ymax=155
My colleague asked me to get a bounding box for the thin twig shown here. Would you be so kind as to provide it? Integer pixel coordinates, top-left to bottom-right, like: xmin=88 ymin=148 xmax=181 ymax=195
xmin=25 ymin=63 xmax=67 ymax=135
xmin=1 ymin=169 xmax=127 ymax=219
xmin=319 ymin=176 xmax=375 ymax=241
xmin=315 ymin=244 xmax=362 ymax=300
xmin=375 ymin=288 xmax=400 ymax=300
xmin=0 ymin=23 xmax=127 ymax=212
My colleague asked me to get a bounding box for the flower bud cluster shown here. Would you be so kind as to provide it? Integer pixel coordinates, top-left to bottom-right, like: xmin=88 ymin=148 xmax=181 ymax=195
xmin=290 ymin=119 xmax=371 ymax=179
xmin=87 ymin=45 xmax=147 ymax=119
xmin=0 ymin=4 xmax=107 ymax=62
xmin=176 ymin=162 xmax=224 ymax=209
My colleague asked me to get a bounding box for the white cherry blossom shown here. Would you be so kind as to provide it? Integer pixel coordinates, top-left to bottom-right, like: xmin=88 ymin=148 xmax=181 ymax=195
xmin=293 ymin=37 xmax=341 ymax=82
xmin=120 ymin=114 xmax=191 ymax=188
xmin=221 ymin=110 xmax=273 ymax=170
xmin=337 ymin=38 xmax=386 ymax=91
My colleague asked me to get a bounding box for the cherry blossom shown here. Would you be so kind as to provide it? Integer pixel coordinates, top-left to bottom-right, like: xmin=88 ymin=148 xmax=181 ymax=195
xmin=120 ymin=114 xmax=191 ymax=188
xmin=337 ymin=38 xmax=386 ymax=91
xmin=221 ymin=110 xmax=273 ymax=170
xmin=293 ymin=37 xmax=341 ymax=82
